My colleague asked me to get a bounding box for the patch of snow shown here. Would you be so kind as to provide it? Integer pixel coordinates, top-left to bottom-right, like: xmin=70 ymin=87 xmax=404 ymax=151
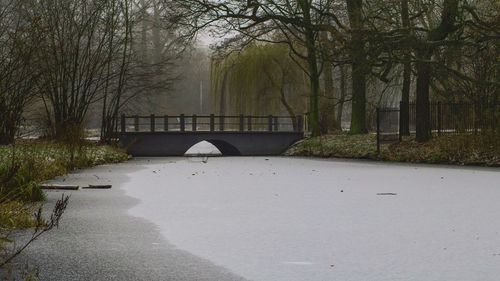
xmin=121 ymin=157 xmax=500 ymax=281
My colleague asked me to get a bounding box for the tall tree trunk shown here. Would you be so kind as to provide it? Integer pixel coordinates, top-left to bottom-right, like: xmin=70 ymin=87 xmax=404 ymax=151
xmin=320 ymin=33 xmax=339 ymax=133
xmin=297 ymin=0 xmax=321 ymax=136
xmin=337 ymin=65 xmax=347 ymax=126
xmin=321 ymin=59 xmax=340 ymax=132
xmin=415 ymin=51 xmax=432 ymax=141
xmin=414 ymin=0 xmax=459 ymax=142
xmin=400 ymin=0 xmax=411 ymax=136
xmin=307 ymin=46 xmax=321 ymax=137
xmin=347 ymin=0 xmax=368 ymax=134
xmin=401 ymin=61 xmax=412 ymax=135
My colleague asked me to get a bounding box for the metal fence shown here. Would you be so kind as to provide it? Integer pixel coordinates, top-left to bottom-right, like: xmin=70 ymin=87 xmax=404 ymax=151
xmin=376 ymin=108 xmax=400 ymax=153
xmin=119 ymin=114 xmax=304 ymax=133
xmin=401 ymin=102 xmax=500 ymax=135
xmin=377 ymin=102 xmax=500 ymax=153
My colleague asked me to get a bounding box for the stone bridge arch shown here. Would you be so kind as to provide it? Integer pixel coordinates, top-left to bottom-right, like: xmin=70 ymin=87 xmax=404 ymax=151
xmin=184 ymin=140 xmax=242 ymax=156
xmin=120 ymin=132 xmax=304 ymax=157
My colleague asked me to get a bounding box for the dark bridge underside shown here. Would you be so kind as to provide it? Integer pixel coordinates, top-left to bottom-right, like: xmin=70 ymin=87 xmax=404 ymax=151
xmin=119 ymin=131 xmax=304 ymax=157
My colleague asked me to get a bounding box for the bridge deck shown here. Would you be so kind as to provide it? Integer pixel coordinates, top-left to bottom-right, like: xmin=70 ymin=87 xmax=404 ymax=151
xmin=118 ymin=115 xmax=305 ymax=156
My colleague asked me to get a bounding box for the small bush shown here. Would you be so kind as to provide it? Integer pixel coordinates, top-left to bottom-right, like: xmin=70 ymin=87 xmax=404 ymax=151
xmin=285 ymin=133 xmax=377 ymax=158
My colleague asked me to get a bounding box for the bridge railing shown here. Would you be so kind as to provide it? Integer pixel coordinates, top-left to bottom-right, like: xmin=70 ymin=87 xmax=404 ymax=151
xmin=119 ymin=114 xmax=304 ymax=133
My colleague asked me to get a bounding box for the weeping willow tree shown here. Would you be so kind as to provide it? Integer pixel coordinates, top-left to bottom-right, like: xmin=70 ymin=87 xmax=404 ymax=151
xmin=211 ymin=43 xmax=308 ymax=126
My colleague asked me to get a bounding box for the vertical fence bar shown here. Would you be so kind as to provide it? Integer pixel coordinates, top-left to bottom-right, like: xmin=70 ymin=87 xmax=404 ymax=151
xmin=399 ymin=101 xmax=403 ymax=138
xmin=376 ymin=108 xmax=381 ymax=154
xmin=120 ymin=114 xmax=126 ymax=133
xmin=150 ymin=114 xmax=155 ymax=132
xmin=247 ymin=116 xmax=252 ymax=131
xmin=134 ymin=115 xmax=139 ymax=132
xmin=273 ymin=116 xmax=279 ymax=131
xmin=192 ymin=114 xmax=197 ymax=131
xmin=219 ymin=116 xmax=224 ymax=131
xmin=437 ymin=102 xmax=442 ymax=136
xmin=399 ymin=104 xmax=403 ymax=142
xmin=239 ymin=114 xmax=244 ymax=131
xmin=180 ymin=114 xmax=185 ymax=132
xmin=164 ymin=115 xmax=169 ymax=132
xmin=454 ymin=103 xmax=458 ymax=134
xmin=210 ymin=114 xmax=215 ymax=131
xmin=268 ymin=115 xmax=273 ymax=132
xmin=494 ymin=104 xmax=498 ymax=132
xmin=473 ymin=103 xmax=478 ymax=134
xmin=399 ymin=101 xmax=403 ymax=140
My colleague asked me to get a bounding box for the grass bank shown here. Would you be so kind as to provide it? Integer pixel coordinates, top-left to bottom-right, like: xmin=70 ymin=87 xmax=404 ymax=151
xmin=285 ymin=133 xmax=500 ymax=167
xmin=0 ymin=142 xmax=128 ymax=201
xmin=0 ymin=141 xmax=128 ymax=272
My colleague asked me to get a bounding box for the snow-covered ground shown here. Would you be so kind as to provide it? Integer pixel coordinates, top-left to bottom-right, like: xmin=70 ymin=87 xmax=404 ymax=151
xmin=122 ymin=155 xmax=500 ymax=281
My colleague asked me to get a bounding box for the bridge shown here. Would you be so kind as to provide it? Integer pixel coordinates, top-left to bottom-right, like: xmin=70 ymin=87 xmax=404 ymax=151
xmin=118 ymin=114 xmax=305 ymax=156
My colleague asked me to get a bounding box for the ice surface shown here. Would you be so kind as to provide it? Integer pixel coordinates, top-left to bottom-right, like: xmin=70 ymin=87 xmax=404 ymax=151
xmin=121 ymin=157 xmax=500 ymax=281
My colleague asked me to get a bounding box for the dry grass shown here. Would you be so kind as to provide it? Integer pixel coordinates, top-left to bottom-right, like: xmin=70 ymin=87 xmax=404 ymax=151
xmin=382 ymin=134 xmax=500 ymax=166
xmin=0 ymin=141 xmax=128 ymax=202
xmin=286 ymin=133 xmax=500 ymax=167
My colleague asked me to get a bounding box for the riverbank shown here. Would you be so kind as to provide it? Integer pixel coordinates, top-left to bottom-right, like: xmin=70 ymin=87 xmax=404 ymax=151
xmin=0 ymin=141 xmax=128 ymax=200
xmin=0 ymin=141 xmax=128 ymax=275
xmin=285 ymin=133 xmax=500 ymax=167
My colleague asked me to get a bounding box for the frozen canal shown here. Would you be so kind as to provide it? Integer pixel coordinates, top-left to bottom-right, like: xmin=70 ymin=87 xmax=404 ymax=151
xmin=121 ymin=156 xmax=500 ymax=281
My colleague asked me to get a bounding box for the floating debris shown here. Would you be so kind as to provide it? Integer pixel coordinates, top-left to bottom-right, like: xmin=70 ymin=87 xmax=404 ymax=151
xmin=83 ymin=185 xmax=112 ymax=189
xmin=41 ymin=184 xmax=79 ymax=191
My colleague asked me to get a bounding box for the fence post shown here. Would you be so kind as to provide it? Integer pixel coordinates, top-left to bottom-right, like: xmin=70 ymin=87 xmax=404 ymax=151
xmin=297 ymin=115 xmax=303 ymax=132
xmin=399 ymin=101 xmax=403 ymax=141
xmin=268 ymin=115 xmax=273 ymax=132
xmin=164 ymin=115 xmax=169 ymax=132
xmin=473 ymin=102 xmax=478 ymax=134
xmin=239 ymin=114 xmax=244 ymax=131
xmin=210 ymin=114 xmax=215 ymax=131
xmin=192 ymin=114 xmax=197 ymax=131
xmin=134 ymin=115 xmax=139 ymax=132
xmin=247 ymin=116 xmax=252 ymax=131
xmin=150 ymin=114 xmax=155 ymax=132
xmin=304 ymin=113 xmax=309 ymax=133
xmin=437 ymin=102 xmax=442 ymax=136
xmin=273 ymin=116 xmax=279 ymax=131
xmin=120 ymin=114 xmax=126 ymax=133
xmin=180 ymin=114 xmax=185 ymax=132
xmin=494 ymin=104 xmax=498 ymax=133
xmin=219 ymin=116 xmax=224 ymax=131
xmin=376 ymin=108 xmax=381 ymax=154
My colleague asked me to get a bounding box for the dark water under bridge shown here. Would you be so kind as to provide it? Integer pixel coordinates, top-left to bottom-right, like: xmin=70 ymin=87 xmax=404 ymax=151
xmin=118 ymin=114 xmax=305 ymax=156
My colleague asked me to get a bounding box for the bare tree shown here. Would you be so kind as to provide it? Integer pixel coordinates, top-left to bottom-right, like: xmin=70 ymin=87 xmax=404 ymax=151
xmin=0 ymin=0 xmax=40 ymax=144
xmin=169 ymin=0 xmax=345 ymax=136
xmin=28 ymin=0 xmax=123 ymax=139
